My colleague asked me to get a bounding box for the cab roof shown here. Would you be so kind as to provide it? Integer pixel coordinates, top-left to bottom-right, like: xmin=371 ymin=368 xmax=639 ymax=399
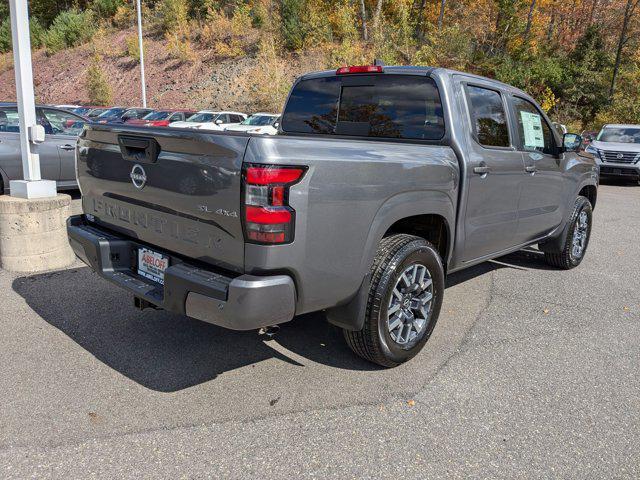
xmin=297 ymin=65 xmax=531 ymax=100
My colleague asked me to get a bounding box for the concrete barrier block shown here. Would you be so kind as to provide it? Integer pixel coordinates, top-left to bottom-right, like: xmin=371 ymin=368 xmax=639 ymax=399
xmin=0 ymin=194 xmax=75 ymax=273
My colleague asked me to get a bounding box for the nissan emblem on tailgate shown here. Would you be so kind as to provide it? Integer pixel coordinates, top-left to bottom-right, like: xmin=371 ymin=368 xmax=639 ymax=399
xmin=130 ymin=164 xmax=147 ymax=189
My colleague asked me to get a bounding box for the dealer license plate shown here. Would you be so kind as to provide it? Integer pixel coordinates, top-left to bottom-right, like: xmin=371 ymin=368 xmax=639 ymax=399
xmin=137 ymin=248 xmax=169 ymax=285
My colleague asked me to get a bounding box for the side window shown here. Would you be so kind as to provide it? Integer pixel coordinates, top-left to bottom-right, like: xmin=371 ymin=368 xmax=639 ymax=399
xmin=511 ymin=97 xmax=555 ymax=155
xmin=41 ymin=108 xmax=86 ymax=136
xmin=466 ymin=85 xmax=510 ymax=147
xmin=171 ymin=113 xmax=184 ymax=121
xmin=218 ymin=114 xmax=230 ymax=124
xmin=0 ymin=107 xmax=20 ymax=133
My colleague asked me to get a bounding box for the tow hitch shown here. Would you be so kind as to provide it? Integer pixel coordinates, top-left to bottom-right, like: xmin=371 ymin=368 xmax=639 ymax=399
xmin=258 ymin=325 xmax=280 ymax=338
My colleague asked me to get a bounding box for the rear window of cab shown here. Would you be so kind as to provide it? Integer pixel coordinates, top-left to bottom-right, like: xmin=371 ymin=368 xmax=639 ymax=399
xmin=281 ymin=74 xmax=445 ymax=141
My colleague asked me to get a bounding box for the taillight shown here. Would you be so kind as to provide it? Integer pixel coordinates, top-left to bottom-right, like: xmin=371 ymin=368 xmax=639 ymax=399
xmin=243 ymin=164 xmax=306 ymax=244
xmin=336 ymin=65 xmax=383 ymax=75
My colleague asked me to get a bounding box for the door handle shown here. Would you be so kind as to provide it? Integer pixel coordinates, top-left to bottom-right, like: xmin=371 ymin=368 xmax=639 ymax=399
xmin=525 ymin=165 xmax=537 ymax=173
xmin=59 ymin=144 xmax=75 ymax=151
xmin=473 ymin=165 xmax=491 ymax=175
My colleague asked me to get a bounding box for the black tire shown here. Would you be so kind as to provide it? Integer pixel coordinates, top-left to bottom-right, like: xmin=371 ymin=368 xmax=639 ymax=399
xmin=343 ymin=234 xmax=445 ymax=368
xmin=544 ymin=195 xmax=593 ymax=269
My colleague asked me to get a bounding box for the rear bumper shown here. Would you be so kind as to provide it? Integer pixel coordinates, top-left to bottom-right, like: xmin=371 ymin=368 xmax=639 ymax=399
xmin=67 ymin=215 xmax=296 ymax=330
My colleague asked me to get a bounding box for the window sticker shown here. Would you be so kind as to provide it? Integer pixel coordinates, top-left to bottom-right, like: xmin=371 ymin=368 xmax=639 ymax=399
xmin=520 ymin=111 xmax=544 ymax=148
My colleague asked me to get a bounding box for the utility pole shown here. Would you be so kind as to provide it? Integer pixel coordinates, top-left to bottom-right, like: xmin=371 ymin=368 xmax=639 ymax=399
xmin=136 ymin=0 xmax=147 ymax=108
xmin=8 ymin=0 xmax=56 ymax=198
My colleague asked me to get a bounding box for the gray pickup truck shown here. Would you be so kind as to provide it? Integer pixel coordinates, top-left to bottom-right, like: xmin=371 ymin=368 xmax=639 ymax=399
xmin=67 ymin=65 xmax=598 ymax=367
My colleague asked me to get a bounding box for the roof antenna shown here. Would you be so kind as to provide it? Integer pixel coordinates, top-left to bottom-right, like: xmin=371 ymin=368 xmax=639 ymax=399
xmin=373 ymin=59 xmax=385 ymax=66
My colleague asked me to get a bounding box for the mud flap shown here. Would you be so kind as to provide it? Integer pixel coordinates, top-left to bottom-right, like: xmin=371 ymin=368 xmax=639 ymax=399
xmin=325 ymin=273 xmax=371 ymax=331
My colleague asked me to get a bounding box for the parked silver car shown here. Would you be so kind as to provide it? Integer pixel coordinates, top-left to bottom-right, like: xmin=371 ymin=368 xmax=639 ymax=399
xmin=0 ymin=103 xmax=86 ymax=195
xmin=585 ymin=124 xmax=640 ymax=184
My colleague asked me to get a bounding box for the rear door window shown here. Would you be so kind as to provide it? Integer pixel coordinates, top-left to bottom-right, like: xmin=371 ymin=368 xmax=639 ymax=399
xmin=40 ymin=108 xmax=86 ymax=136
xmin=511 ymin=97 xmax=556 ymax=155
xmin=0 ymin=107 xmax=20 ymax=133
xmin=282 ymin=74 xmax=445 ymax=140
xmin=465 ymin=85 xmax=510 ymax=147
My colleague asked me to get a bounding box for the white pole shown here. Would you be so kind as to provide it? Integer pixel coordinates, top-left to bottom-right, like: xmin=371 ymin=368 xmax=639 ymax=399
xmin=9 ymin=0 xmax=40 ymax=182
xmin=136 ymin=0 xmax=147 ymax=108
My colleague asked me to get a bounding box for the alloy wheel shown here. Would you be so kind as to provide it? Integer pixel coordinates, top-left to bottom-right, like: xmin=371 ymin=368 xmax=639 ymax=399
xmin=571 ymin=210 xmax=589 ymax=260
xmin=387 ymin=263 xmax=434 ymax=346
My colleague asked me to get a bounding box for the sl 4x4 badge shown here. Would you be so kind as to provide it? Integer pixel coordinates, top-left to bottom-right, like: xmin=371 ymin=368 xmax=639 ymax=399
xmin=198 ymin=205 xmax=238 ymax=217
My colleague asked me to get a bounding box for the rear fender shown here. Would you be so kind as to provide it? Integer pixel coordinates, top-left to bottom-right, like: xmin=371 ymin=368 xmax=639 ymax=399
xmin=539 ymin=178 xmax=597 ymax=253
xmin=326 ymin=190 xmax=455 ymax=331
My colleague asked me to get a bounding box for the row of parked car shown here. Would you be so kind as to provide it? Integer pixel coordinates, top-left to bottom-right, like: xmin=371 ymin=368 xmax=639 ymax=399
xmin=57 ymin=104 xmax=281 ymax=135
xmin=0 ymin=102 xmax=282 ymax=195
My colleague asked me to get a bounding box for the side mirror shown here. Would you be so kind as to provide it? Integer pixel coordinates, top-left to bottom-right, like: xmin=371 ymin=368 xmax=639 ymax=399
xmin=273 ymin=121 xmax=280 ymax=129
xmin=562 ymin=133 xmax=582 ymax=152
xmin=215 ymin=119 xmax=223 ymax=125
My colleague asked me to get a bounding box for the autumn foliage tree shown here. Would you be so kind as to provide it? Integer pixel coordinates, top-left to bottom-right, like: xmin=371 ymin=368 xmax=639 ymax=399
xmin=4 ymin=0 xmax=640 ymax=128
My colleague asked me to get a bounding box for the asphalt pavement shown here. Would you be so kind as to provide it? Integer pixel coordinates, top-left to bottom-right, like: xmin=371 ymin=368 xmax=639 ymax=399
xmin=0 ymin=183 xmax=638 ymax=479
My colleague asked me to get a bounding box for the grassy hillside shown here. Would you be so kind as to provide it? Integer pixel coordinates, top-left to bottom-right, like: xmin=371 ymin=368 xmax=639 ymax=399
xmin=0 ymin=27 xmax=325 ymax=113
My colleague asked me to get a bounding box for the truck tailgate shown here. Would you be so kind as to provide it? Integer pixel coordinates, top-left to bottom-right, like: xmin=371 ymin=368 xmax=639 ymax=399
xmin=76 ymin=125 xmax=248 ymax=273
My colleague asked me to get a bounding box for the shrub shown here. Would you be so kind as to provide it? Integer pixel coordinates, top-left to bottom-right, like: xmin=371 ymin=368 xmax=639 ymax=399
xmin=0 ymin=20 xmax=10 ymax=54
xmin=0 ymin=54 xmax=13 ymax=74
xmin=200 ymin=8 xmax=233 ymax=45
xmin=231 ymin=4 xmax=252 ymax=36
xmin=158 ymin=0 xmax=189 ymax=34
xmin=281 ymin=0 xmax=306 ymax=50
xmin=303 ymin=1 xmax=332 ymax=48
xmin=328 ymin=0 xmax=358 ymax=42
xmin=0 ymin=18 xmax=46 ymax=53
xmin=125 ymin=34 xmax=142 ymax=61
xmin=86 ymin=53 xmax=113 ymax=105
xmin=43 ymin=10 xmax=94 ymax=55
xmin=328 ymin=39 xmax=367 ymax=67
xmin=91 ymin=0 xmax=126 ymax=21
xmin=414 ymin=25 xmax=473 ymax=70
xmin=242 ymin=35 xmax=291 ymax=111
xmin=200 ymin=5 xmax=251 ymax=58
xmin=113 ymin=4 xmax=135 ymax=28
xmin=29 ymin=18 xmax=46 ymax=49
xmin=166 ymin=32 xmax=196 ymax=62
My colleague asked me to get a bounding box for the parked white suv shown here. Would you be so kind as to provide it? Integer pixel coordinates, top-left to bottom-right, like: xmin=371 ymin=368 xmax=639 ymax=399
xmin=586 ymin=124 xmax=640 ymax=184
xmin=224 ymin=113 xmax=280 ymax=134
xmin=170 ymin=111 xmax=247 ymax=131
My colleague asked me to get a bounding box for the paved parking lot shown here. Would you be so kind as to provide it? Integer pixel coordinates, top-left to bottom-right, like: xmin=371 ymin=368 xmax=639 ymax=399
xmin=0 ymin=183 xmax=638 ymax=478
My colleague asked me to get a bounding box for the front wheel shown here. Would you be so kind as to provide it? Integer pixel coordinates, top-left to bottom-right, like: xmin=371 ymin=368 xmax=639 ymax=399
xmin=544 ymin=195 xmax=593 ymax=269
xmin=343 ymin=234 xmax=445 ymax=368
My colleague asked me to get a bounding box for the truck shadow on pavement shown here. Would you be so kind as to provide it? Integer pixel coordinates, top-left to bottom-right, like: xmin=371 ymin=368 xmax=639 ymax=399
xmin=12 ymin=248 xmax=544 ymax=392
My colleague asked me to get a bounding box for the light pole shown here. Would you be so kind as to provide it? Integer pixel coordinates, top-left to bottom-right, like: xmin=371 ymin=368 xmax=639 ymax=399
xmin=136 ymin=0 xmax=147 ymax=108
xmin=8 ymin=0 xmax=56 ymax=198
xmin=1 ymin=0 xmax=74 ymax=273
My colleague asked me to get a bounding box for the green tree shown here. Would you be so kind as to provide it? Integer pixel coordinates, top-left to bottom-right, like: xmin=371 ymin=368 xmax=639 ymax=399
xmin=86 ymin=53 xmax=113 ymax=105
xmin=281 ymin=0 xmax=306 ymax=50
xmin=563 ymin=26 xmax=611 ymax=127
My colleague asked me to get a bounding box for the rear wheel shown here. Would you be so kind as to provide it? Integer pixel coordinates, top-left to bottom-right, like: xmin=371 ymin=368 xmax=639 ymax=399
xmin=543 ymin=195 xmax=592 ymax=269
xmin=343 ymin=234 xmax=444 ymax=368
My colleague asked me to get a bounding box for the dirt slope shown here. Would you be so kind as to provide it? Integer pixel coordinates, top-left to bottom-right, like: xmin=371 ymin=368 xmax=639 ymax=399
xmin=0 ymin=28 xmax=319 ymax=112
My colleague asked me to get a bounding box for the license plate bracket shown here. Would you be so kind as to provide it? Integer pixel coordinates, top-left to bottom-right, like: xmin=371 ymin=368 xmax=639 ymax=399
xmin=137 ymin=248 xmax=169 ymax=285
